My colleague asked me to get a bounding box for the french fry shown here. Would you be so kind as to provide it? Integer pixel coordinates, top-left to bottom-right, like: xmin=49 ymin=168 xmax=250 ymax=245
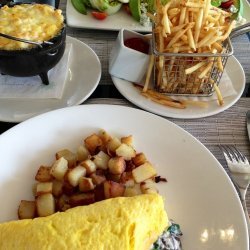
xmin=219 ymin=20 xmax=236 ymax=41
xmin=185 ymin=61 xmax=206 ymax=75
xmin=183 ymin=1 xmax=205 ymax=8
xmin=194 ymin=8 xmax=204 ymax=44
xmin=214 ymin=84 xmax=224 ymax=106
xmin=142 ymin=92 xmax=186 ymax=109
xmin=198 ymin=61 xmax=213 ymax=78
xmin=179 ymin=6 xmax=186 ymax=25
xmin=203 ymin=0 xmax=210 ymax=24
xmin=197 ymin=30 xmax=217 ymax=48
xmin=212 ymin=42 xmax=223 ymax=52
xmin=162 ymin=12 xmax=171 ymax=35
xmin=168 ymin=8 xmax=180 ymax=18
xmin=167 ymin=23 xmax=194 ymax=48
xmin=171 ymin=23 xmax=186 ymax=33
xmin=217 ymin=56 xmax=223 ymax=72
xmin=143 ymin=54 xmax=155 ymax=92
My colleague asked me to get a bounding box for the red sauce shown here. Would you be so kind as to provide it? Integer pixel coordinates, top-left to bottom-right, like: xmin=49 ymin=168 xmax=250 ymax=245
xmin=124 ymin=38 xmax=149 ymax=54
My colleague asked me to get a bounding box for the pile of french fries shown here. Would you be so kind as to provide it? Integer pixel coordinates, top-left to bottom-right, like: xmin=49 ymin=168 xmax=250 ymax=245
xmin=142 ymin=0 xmax=236 ymax=108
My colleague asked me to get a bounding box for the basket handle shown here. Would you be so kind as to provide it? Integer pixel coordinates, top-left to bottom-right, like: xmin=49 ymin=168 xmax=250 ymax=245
xmin=230 ymin=22 xmax=250 ymax=39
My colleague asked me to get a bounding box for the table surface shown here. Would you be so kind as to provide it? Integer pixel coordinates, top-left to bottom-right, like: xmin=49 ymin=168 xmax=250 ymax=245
xmin=60 ymin=0 xmax=250 ymax=97
xmin=0 ymin=0 xmax=250 ymax=221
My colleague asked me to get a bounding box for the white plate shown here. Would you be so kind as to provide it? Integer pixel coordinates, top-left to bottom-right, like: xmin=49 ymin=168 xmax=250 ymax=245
xmin=0 ymin=36 xmax=101 ymax=122
xmin=241 ymin=0 xmax=250 ymax=24
xmin=0 ymin=104 xmax=247 ymax=249
xmin=66 ymin=0 xmax=250 ymax=31
xmin=66 ymin=0 xmax=151 ymax=32
xmin=112 ymin=56 xmax=245 ymax=119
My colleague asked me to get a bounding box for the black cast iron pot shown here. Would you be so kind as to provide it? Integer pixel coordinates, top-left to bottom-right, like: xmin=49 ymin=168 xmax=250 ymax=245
xmin=0 ymin=3 xmax=66 ymax=85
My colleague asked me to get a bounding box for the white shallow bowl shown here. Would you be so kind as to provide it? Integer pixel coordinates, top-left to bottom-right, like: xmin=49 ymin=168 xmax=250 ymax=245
xmin=0 ymin=36 xmax=101 ymax=122
xmin=0 ymin=104 xmax=247 ymax=249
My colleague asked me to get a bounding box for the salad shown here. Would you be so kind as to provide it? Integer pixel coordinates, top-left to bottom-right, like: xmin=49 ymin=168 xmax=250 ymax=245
xmin=71 ymin=0 xmax=245 ymax=26
xmin=211 ymin=0 xmax=246 ymax=24
xmin=71 ymin=0 xmax=156 ymax=24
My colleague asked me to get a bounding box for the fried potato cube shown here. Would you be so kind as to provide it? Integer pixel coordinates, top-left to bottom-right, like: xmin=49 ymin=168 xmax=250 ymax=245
xmin=18 ymin=200 xmax=36 ymax=219
xmin=106 ymin=137 xmax=121 ymax=156
xmin=106 ymin=173 xmax=121 ymax=182
xmin=120 ymin=172 xmax=135 ymax=187
xmin=67 ymin=166 xmax=86 ymax=187
xmin=92 ymin=151 xmax=110 ymax=170
xmin=108 ymin=156 xmax=126 ymax=174
xmin=77 ymin=145 xmax=90 ymax=162
xmin=132 ymin=153 xmax=147 ymax=167
xmin=35 ymin=166 xmax=53 ymax=182
xmin=84 ymin=133 xmax=103 ymax=155
xmin=50 ymin=157 xmax=68 ymax=181
xmin=52 ymin=180 xmax=63 ymax=197
xmin=140 ymin=179 xmax=158 ymax=194
xmin=80 ymin=159 xmax=96 ymax=175
xmin=103 ymin=180 xmax=125 ymax=199
xmin=55 ymin=149 xmax=77 ymax=168
xmin=125 ymin=161 xmax=136 ymax=172
xmin=98 ymin=129 xmax=111 ymax=144
xmin=62 ymin=181 xmax=77 ymax=196
xmin=79 ymin=177 xmax=95 ymax=192
xmin=36 ymin=193 xmax=55 ymax=217
xmin=69 ymin=193 xmax=95 ymax=207
xmin=57 ymin=194 xmax=70 ymax=212
xmin=121 ymin=135 xmax=133 ymax=146
xmin=124 ymin=184 xmax=142 ymax=197
xmin=115 ymin=143 xmax=136 ymax=161
xmin=36 ymin=182 xmax=53 ymax=196
xmin=90 ymin=173 xmax=106 ymax=185
xmin=132 ymin=162 xmax=157 ymax=183
xmin=124 ymin=179 xmax=135 ymax=187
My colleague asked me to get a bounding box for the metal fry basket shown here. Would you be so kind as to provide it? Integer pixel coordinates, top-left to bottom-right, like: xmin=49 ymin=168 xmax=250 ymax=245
xmin=152 ymin=33 xmax=234 ymax=97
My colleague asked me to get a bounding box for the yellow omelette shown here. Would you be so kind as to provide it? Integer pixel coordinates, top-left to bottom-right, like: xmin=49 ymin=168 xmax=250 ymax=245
xmin=0 ymin=194 xmax=168 ymax=250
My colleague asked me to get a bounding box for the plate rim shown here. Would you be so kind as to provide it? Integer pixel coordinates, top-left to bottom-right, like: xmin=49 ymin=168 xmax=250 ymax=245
xmin=112 ymin=55 xmax=245 ymax=119
xmin=0 ymin=104 xmax=248 ymax=249
xmin=0 ymin=35 xmax=101 ymax=123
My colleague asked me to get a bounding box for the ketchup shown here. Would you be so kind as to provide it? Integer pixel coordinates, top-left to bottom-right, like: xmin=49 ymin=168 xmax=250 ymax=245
xmin=124 ymin=38 xmax=149 ymax=54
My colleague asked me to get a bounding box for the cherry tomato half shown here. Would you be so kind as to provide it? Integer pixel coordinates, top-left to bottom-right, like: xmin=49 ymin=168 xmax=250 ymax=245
xmin=123 ymin=4 xmax=131 ymax=16
xmin=220 ymin=0 xmax=234 ymax=9
xmin=91 ymin=11 xmax=108 ymax=20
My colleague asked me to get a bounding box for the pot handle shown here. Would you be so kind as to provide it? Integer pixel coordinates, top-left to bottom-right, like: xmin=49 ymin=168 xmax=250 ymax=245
xmin=47 ymin=49 xmax=58 ymax=56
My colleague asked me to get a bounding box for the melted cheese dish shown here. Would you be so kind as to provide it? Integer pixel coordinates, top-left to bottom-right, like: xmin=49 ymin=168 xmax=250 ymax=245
xmin=0 ymin=194 xmax=168 ymax=250
xmin=0 ymin=4 xmax=64 ymax=50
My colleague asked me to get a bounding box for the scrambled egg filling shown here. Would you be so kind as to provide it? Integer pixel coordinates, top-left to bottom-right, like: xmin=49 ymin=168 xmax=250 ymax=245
xmin=0 ymin=4 xmax=64 ymax=50
xmin=0 ymin=194 xmax=168 ymax=250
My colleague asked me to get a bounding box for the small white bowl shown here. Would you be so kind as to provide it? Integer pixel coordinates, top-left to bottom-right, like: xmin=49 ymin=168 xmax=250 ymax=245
xmin=109 ymin=29 xmax=150 ymax=83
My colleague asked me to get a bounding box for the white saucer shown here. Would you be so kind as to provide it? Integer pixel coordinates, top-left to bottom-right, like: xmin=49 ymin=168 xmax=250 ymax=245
xmin=0 ymin=36 xmax=101 ymax=122
xmin=112 ymin=56 xmax=245 ymax=119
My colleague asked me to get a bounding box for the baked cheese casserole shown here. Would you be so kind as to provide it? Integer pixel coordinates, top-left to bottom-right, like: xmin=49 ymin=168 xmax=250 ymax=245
xmin=0 ymin=4 xmax=64 ymax=50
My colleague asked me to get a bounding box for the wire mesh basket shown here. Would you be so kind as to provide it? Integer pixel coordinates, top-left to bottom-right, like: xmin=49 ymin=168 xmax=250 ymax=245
xmin=152 ymin=33 xmax=234 ymax=97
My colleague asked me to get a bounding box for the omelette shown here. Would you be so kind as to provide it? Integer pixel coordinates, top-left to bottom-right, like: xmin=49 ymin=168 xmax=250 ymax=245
xmin=0 ymin=194 xmax=168 ymax=250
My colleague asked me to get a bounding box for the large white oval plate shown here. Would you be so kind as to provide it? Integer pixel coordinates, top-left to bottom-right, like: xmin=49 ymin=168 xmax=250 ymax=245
xmin=0 ymin=36 xmax=101 ymax=122
xmin=0 ymin=105 xmax=247 ymax=249
xmin=112 ymin=56 xmax=245 ymax=119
